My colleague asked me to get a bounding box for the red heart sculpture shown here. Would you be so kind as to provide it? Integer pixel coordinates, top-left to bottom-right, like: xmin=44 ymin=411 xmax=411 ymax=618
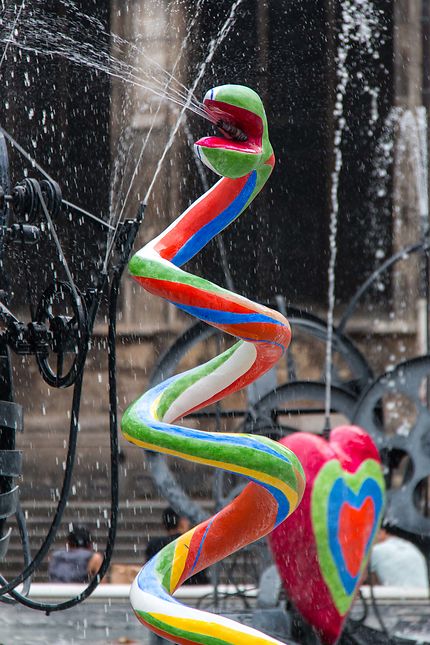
xmin=269 ymin=425 xmax=385 ymax=644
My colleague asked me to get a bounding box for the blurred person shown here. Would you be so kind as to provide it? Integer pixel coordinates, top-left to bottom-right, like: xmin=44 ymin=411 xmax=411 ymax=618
xmin=49 ymin=525 xmax=104 ymax=583
xmin=146 ymin=506 xmax=209 ymax=585
xmin=369 ymin=526 xmax=429 ymax=590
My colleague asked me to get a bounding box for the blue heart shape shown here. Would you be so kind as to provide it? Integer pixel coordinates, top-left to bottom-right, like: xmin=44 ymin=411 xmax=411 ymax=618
xmin=328 ymin=478 xmax=384 ymax=595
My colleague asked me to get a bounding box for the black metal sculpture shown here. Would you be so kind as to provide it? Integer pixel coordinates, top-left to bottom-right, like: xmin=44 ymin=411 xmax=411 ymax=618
xmin=0 ymin=129 xmax=143 ymax=609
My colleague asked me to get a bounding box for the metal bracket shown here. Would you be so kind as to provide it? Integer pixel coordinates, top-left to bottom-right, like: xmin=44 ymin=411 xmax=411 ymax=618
xmin=0 ymin=450 xmax=22 ymax=477
xmin=0 ymin=486 xmax=19 ymax=520
xmin=0 ymin=527 xmax=12 ymax=561
xmin=0 ymin=401 xmax=23 ymax=432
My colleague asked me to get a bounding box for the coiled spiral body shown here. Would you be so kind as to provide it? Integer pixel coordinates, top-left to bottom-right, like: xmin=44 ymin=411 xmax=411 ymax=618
xmin=122 ymin=85 xmax=305 ymax=645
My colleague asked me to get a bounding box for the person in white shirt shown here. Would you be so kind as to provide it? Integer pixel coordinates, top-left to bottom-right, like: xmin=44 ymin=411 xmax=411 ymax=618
xmin=370 ymin=526 xmax=429 ymax=590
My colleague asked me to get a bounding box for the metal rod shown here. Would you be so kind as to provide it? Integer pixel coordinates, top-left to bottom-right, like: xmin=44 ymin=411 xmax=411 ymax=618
xmin=422 ymin=0 xmax=430 ymax=415
xmin=338 ymin=241 xmax=427 ymax=334
xmin=62 ymin=200 xmax=114 ymax=230
xmin=0 ymin=127 xmax=107 ymax=232
xmin=185 ymin=407 xmax=344 ymax=419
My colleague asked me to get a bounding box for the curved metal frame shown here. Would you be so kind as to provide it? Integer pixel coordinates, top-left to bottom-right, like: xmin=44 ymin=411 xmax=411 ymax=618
xmin=338 ymin=239 xmax=429 ymax=334
xmin=150 ymin=306 xmax=373 ymax=393
xmin=0 ymin=132 xmax=10 ymax=249
xmin=0 ymin=135 xmax=22 ymax=568
xmin=253 ymin=380 xmax=357 ymax=423
xmin=353 ymin=355 xmax=430 ymax=543
xmin=35 ymin=281 xmax=89 ymax=389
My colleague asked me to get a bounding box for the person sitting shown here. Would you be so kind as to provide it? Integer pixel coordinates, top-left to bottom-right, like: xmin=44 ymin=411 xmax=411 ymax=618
xmin=369 ymin=526 xmax=429 ymax=590
xmin=146 ymin=506 xmax=209 ymax=585
xmin=48 ymin=525 xmax=104 ymax=583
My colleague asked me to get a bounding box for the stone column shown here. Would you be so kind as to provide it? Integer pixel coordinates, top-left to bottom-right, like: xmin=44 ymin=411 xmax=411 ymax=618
xmin=392 ymin=0 xmax=426 ymax=349
xmin=110 ymin=0 xmax=187 ymax=334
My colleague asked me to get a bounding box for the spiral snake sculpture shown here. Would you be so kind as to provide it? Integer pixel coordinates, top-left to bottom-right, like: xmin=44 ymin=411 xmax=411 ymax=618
xmin=121 ymin=84 xmax=305 ymax=645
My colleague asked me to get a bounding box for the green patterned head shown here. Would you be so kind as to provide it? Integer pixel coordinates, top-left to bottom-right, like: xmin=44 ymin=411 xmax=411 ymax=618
xmin=194 ymin=84 xmax=273 ymax=179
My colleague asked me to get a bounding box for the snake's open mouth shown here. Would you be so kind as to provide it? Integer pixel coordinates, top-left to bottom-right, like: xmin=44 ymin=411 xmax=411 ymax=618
xmin=195 ymin=98 xmax=263 ymax=155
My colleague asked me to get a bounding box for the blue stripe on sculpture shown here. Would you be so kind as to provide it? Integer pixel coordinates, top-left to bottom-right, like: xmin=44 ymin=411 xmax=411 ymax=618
xmin=328 ymin=478 xmax=384 ymax=595
xmin=171 ymin=171 xmax=257 ymax=266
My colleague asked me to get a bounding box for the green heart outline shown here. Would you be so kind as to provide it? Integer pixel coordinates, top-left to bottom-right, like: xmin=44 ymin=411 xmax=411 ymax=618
xmin=311 ymin=458 xmax=385 ymax=615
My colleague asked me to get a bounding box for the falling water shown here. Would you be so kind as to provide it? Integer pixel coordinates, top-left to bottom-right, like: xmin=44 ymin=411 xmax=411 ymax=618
xmin=108 ymin=0 xmax=208 ymax=223
xmin=0 ymin=1 xmax=208 ymax=123
xmin=367 ymin=108 xmax=399 ymax=271
xmin=394 ymin=107 xmax=429 ymax=354
xmin=109 ymin=124 xmax=136 ymax=231
xmin=0 ymin=123 xmax=114 ymax=233
xmin=324 ymin=0 xmax=384 ymax=426
xmin=396 ymin=108 xmax=429 ymax=231
xmin=103 ymin=0 xmax=245 ymax=271
xmin=0 ymin=0 xmax=26 ymax=69
xmin=141 ymin=0 xmax=245 ymax=206
xmin=106 ymin=0 xmax=208 ymax=244
xmin=0 ymin=0 xmax=225 ymax=272
xmin=365 ymin=105 xmax=429 ymax=283
xmin=0 ymin=0 xmax=246 ymax=274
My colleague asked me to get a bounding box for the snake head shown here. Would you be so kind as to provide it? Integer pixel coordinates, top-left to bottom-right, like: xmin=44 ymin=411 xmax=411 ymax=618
xmin=194 ymin=85 xmax=271 ymax=179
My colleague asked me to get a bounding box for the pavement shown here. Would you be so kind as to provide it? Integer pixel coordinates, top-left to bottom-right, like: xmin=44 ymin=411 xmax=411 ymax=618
xmin=0 ymin=602 xmax=149 ymax=644
xmin=1 ymin=586 xmax=430 ymax=644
